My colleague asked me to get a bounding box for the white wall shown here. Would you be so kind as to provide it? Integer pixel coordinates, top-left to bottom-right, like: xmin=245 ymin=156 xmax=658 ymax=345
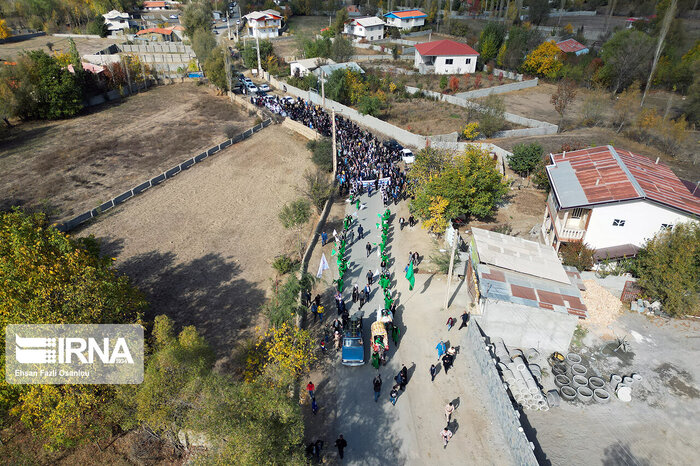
xmin=290 ymin=63 xmax=309 ymax=77
xmin=583 ymin=200 xmax=696 ymax=249
xmin=434 ymin=55 xmax=477 ymax=74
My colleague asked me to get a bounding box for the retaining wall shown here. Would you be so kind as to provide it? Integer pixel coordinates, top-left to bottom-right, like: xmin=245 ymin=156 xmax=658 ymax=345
xmin=453 ymin=78 xmax=538 ymax=99
xmin=492 ymin=68 xmax=524 ymax=82
xmin=58 ymin=118 xmax=272 ymax=232
xmin=464 ymin=322 xmax=539 ymax=466
xmin=401 ymin=29 xmax=432 ymax=37
xmin=52 ymin=33 xmax=101 ymax=39
xmin=282 ymin=118 xmax=320 ymax=140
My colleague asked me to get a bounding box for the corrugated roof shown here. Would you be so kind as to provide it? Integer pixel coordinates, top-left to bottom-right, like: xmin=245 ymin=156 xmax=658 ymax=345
xmin=143 ymin=1 xmax=166 ymax=7
xmin=385 ymin=9 xmax=427 ymax=19
xmin=314 ymin=61 xmax=364 ymax=76
xmin=547 ymin=146 xmax=700 ymax=216
xmin=556 ymin=39 xmax=587 ymax=53
xmin=415 ymin=39 xmax=479 ymax=56
xmin=353 ymin=16 xmax=385 ymax=27
xmin=471 ymin=227 xmax=571 ymax=284
xmin=136 ymin=27 xmax=172 ymax=35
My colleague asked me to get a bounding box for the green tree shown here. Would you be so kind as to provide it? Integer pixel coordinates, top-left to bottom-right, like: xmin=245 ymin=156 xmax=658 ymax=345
xmin=0 ymin=209 xmax=146 ymax=449
xmin=477 ymin=22 xmax=507 ymax=64
xmin=279 ymin=198 xmax=312 ymax=228
xmin=182 ymin=0 xmax=213 ymax=37
xmin=300 ymin=169 xmax=336 ymax=213
xmin=358 ymin=95 xmax=383 ymax=116
xmin=86 ymin=17 xmax=108 ymax=37
xmin=527 ymin=0 xmax=550 ymax=25
xmin=598 ymin=29 xmax=656 ymax=94
xmin=307 ymin=138 xmax=333 ymax=172
xmin=408 ymin=146 xmax=509 ymax=224
xmin=439 ymin=75 xmax=448 ymax=90
xmin=508 ymin=142 xmax=543 ymax=176
xmin=559 ymin=242 xmax=595 ymax=271
xmin=478 ymin=94 xmax=506 ymax=137
xmin=333 ymin=7 xmax=348 ymax=34
xmin=204 ymin=46 xmax=228 ymax=91
xmin=633 ymin=222 xmax=700 ymax=317
xmin=330 ymin=36 xmax=354 ymax=63
xmin=192 ymin=29 xmax=217 ymax=63
xmin=242 ymin=40 xmax=275 ymax=70
xmin=498 ymin=25 xmax=544 ymax=71
xmin=531 ymin=156 xmax=551 ymax=190
xmin=683 ymin=61 xmax=700 ymax=124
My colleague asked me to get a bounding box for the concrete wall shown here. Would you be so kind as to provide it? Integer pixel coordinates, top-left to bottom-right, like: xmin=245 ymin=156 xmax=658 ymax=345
xmin=454 ymin=78 xmax=538 ymax=99
xmin=582 ymin=200 xmax=695 ymax=250
xmin=282 ymin=118 xmax=320 ymax=140
xmin=492 ymin=68 xmax=524 ymax=81
xmin=464 ymin=322 xmax=538 ymax=466
xmin=477 ymin=299 xmax=579 ymax=352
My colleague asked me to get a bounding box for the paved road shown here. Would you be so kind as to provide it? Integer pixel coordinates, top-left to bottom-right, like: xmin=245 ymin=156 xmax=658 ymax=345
xmin=322 ymin=189 xmax=512 ymax=465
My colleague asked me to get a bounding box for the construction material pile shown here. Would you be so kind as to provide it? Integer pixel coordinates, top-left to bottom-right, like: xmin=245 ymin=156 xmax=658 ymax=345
xmin=493 ymin=339 xmax=550 ymax=411
xmin=551 ymin=352 xmax=613 ymax=404
xmin=580 ymin=279 xmax=623 ymax=328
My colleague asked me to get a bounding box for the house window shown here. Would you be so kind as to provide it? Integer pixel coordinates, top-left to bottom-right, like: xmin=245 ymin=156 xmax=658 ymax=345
xmin=661 ymin=223 xmax=673 ymax=230
xmin=570 ymin=208 xmax=584 ymax=219
xmin=612 ymin=219 xmax=626 ymax=227
xmin=445 ymin=58 xmax=453 ymax=65
xmin=466 ymin=58 xmax=471 ymax=64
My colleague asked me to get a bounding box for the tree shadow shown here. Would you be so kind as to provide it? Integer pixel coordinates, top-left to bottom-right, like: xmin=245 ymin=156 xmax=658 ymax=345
xmin=115 ymin=249 xmax=267 ymax=365
xmin=601 ymin=442 xmax=650 ymax=466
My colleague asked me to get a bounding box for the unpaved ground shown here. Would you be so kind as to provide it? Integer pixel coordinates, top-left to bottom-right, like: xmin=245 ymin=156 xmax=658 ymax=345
xmin=524 ymin=311 xmax=700 ymax=465
xmin=0 ymin=83 xmax=255 ymax=223
xmin=79 ymin=125 xmax=315 ymax=364
xmin=0 ymin=35 xmax=117 ymax=60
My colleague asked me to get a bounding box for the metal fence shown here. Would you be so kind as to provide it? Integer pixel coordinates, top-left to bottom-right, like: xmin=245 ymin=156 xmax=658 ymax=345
xmin=58 ymin=118 xmax=272 ymax=232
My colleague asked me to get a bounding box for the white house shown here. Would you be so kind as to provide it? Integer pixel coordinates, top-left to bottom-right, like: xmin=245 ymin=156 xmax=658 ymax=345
xmin=383 ymin=9 xmax=427 ymax=29
xmin=414 ymin=39 xmax=479 ymax=74
xmin=343 ymin=16 xmax=385 ymax=42
xmin=541 ymin=146 xmax=700 ymax=259
xmin=290 ymin=58 xmax=336 ymax=77
xmin=102 ymin=10 xmax=130 ymax=34
xmin=243 ymin=9 xmax=282 ymax=39
xmin=467 ymin=228 xmax=587 ymax=351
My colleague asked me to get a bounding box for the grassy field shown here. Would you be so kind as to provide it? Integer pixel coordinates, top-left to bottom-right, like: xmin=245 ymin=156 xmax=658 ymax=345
xmin=0 ymin=83 xmax=255 ymax=223
xmin=287 ymin=15 xmax=331 ymax=36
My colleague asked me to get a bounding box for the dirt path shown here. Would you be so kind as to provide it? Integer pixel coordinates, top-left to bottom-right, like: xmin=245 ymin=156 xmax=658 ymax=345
xmin=78 ymin=125 xmax=314 ymax=365
xmin=0 ymin=83 xmax=254 ymax=223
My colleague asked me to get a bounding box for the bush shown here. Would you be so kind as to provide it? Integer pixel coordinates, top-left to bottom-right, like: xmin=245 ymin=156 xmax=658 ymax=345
xmin=491 ymin=224 xmax=513 ymax=235
xmin=301 ymin=170 xmax=336 ymax=213
xmin=224 ymin=124 xmax=238 ymax=139
xmin=86 ymin=18 xmax=108 ymax=37
xmin=272 ymin=255 xmax=299 ymax=275
xmin=439 ymin=75 xmax=448 ymax=91
xmin=559 ymin=242 xmax=595 ymax=271
xmin=279 ymin=198 xmax=311 ymax=229
xmin=508 ymin=142 xmax=543 ymax=176
xmin=581 ymin=89 xmax=608 ymax=127
xmin=478 ymin=95 xmax=506 ymax=138
xmin=308 ymin=138 xmax=333 ymax=172
xmin=358 ymin=95 xmax=383 ymax=116
xmin=430 ymin=246 xmax=461 ymax=274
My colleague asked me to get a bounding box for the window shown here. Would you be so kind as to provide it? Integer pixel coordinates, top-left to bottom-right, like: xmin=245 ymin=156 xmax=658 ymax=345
xmin=445 ymin=58 xmax=453 ymax=65
xmin=612 ymin=219 xmax=626 ymax=227
xmin=466 ymin=58 xmax=471 ymax=64
xmin=570 ymin=208 xmax=584 ymax=219
xmin=661 ymin=223 xmax=673 ymax=230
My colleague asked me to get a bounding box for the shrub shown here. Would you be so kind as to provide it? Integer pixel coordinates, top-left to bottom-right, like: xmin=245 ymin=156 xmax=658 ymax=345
xmin=279 ymin=198 xmax=311 ymax=229
xmin=439 ymin=75 xmax=448 ymax=91
xmin=358 ymin=95 xmax=383 ymax=116
xmin=559 ymin=242 xmax=595 ymax=271
xmin=581 ymin=89 xmax=608 ymax=127
xmin=224 ymin=124 xmax=238 ymax=139
xmin=272 ymin=255 xmax=299 ymax=275
xmin=508 ymin=143 xmax=544 ymax=176
xmin=461 ymin=122 xmax=480 ymax=140
xmin=308 ymin=138 xmax=333 ymax=172
xmin=301 ymin=170 xmax=336 ymax=213
xmin=430 ymin=245 xmax=461 ymax=274
xmin=491 ymin=224 xmax=513 ymax=235
xmin=478 ymin=94 xmax=506 ymax=138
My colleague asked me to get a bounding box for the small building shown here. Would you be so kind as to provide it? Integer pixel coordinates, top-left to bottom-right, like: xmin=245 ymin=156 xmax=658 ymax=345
xmin=313 ymin=61 xmax=364 ymax=81
xmin=384 ymin=9 xmax=427 ymax=29
xmin=414 ymin=39 xmax=479 ymax=74
xmin=467 ymin=227 xmax=587 ymax=351
xmin=135 ymin=27 xmax=179 ymax=42
xmin=556 ymin=38 xmax=589 ymax=56
xmin=212 ymin=10 xmax=223 ymax=20
xmin=344 ymin=16 xmax=385 ymax=42
xmin=103 ymin=10 xmax=131 ymax=34
xmin=243 ymin=9 xmax=282 ymax=39
xmin=143 ymin=1 xmax=169 ymax=10
xmin=347 ymin=5 xmax=361 ymax=16
xmin=290 ymin=58 xmax=336 ymax=77
xmin=541 ymin=146 xmax=700 ymax=259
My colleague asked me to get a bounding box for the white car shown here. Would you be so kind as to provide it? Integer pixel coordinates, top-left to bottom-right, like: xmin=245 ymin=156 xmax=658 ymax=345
xmin=401 ymin=148 xmax=415 ymax=164
xmin=245 ymin=82 xmax=258 ymax=93
xmin=169 ymin=14 xmax=178 ymax=19
xmin=258 ymin=84 xmax=270 ymax=92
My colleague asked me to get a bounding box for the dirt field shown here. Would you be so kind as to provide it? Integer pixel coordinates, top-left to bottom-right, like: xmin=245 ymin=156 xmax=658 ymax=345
xmin=78 ymin=125 xmax=315 ymax=363
xmin=287 ymin=15 xmax=330 ymax=36
xmin=0 ymin=83 xmax=255 ymax=223
xmin=0 ymin=35 xmax=117 ymax=61
xmin=384 ymin=98 xmax=522 ymax=136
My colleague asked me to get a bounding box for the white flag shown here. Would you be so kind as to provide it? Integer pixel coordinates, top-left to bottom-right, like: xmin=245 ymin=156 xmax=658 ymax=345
xmin=374 ymin=268 xmax=380 ymax=278
xmin=333 ymin=229 xmax=338 ymax=237
xmin=317 ymin=253 xmax=330 ymax=278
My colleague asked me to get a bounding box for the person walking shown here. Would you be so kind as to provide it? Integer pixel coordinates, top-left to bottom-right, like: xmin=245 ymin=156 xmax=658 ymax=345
xmin=391 ymin=324 xmax=400 ymax=347
xmin=400 ymin=365 xmax=408 ymax=389
xmin=373 ymin=374 xmax=382 ymax=402
xmin=445 ymin=402 xmax=454 ymax=423
xmin=440 ymin=427 xmax=453 ymax=448
xmin=366 ymin=242 xmax=372 ymax=257
xmin=459 ymin=310 xmax=470 ymax=330
xmin=394 ymin=372 xmax=404 ymax=391
xmin=312 ymin=397 xmax=319 ymax=415
xmin=399 ymin=217 xmax=405 ymax=230
xmin=446 ymin=316 xmax=455 ymax=331
xmin=364 ymin=284 xmax=371 ymax=300
xmin=359 ymin=289 xmax=366 ymax=309
xmin=366 ymin=269 xmax=373 ymax=286
xmin=442 ymin=353 xmax=454 ymax=374
xmin=436 ymin=340 xmax=446 ymax=361
xmin=358 ymin=224 xmax=364 ymax=239
xmin=321 ymin=231 xmax=328 ymax=246
xmin=390 ymin=384 xmax=399 ymax=406
xmin=317 ymin=304 xmax=325 ymax=323
xmin=307 ymin=381 xmax=315 ymax=399
xmin=430 ymin=364 xmax=437 ymax=382
xmin=311 ymin=302 xmax=319 ymax=322
xmin=352 ymin=284 xmax=359 ymax=303
xmin=335 ymin=435 xmax=347 ymax=459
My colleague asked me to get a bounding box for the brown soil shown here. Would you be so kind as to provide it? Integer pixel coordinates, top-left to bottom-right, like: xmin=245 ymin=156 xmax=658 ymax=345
xmin=0 ymin=35 xmax=118 ymax=61
xmin=0 ymin=83 xmax=255 ymax=223
xmin=78 ymin=125 xmax=315 ymax=365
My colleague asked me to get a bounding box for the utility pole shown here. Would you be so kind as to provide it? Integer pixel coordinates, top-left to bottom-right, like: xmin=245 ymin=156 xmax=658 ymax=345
xmin=226 ymin=10 xmax=231 ymax=40
xmin=443 ymin=228 xmax=458 ymax=311
xmin=255 ymin=34 xmax=262 ymax=76
xmin=641 ymin=0 xmax=677 ymax=108
xmin=321 ymin=70 xmax=325 ymax=107
xmin=331 ymin=109 xmax=337 ymax=174
xmin=225 ymin=45 xmax=232 ymax=98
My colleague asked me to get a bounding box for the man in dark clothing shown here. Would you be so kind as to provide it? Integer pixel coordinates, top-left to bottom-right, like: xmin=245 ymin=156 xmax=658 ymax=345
xmin=373 ymin=374 xmax=382 ymax=402
xmin=366 ymin=242 xmax=372 ymax=257
xmin=358 ymin=224 xmax=364 ymax=239
xmin=366 ymin=269 xmax=373 ymax=286
xmin=400 ymin=365 xmax=408 ymax=388
xmin=430 ymin=364 xmax=437 ymax=382
xmin=335 ymin=435 xmax=347 ymax=459
xmin=459 ymin=310 xmax=470 ymax=330
xmin=442 ymin=353 xmax=454 ymax=374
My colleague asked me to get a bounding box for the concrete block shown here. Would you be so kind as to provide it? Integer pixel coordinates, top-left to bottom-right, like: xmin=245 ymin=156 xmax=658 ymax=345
xmin=165 ymin=166 xmax=180 ymax=178
xmin=113 ymin=190 xmax=133 ymax=205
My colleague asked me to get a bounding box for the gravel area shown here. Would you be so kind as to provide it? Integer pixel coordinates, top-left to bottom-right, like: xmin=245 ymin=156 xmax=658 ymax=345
xmin=580 ymin=279 xmax=623 ymax=330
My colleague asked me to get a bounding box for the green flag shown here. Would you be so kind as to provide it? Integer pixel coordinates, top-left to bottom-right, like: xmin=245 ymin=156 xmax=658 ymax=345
xmin=331 ymin=249 xmax=337 ymax=256
xmin=406 ymin=261 xmax=415 ymax=291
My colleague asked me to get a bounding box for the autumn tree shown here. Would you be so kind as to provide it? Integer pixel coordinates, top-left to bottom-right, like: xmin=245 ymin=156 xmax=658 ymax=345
xmin=0 ymin=18 xmax=12 ymax=39
xmin=633 ymin=222 xmax=700 ymax=317
xmin=550 ymin=78 xmax=578 ymax=128
xmin=449 ymin=76 xmax=459 ymax=93
xmin=612 ymin=82 xmax=641 ymax=133
xmin=598 ymin=29 xmax=655 ymax=94
xmin=522 ymin=40 xmax=562 ymax=78
xmin=204 ymin=46 xmax=228 ymax=92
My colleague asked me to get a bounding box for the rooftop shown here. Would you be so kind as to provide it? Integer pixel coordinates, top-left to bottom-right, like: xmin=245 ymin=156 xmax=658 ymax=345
xmin=313 ymin=61 xmax=364 ymax=77
xmin=292 ymin=58 xmax=336 ymax=70
xmin=143 ymin=1 xmax=167 ymax=7
xmin=352 ymin=16 xmax=386 ymax=27
xmin=244 ymin=9 xmax=282 ymax=20
xmin=556 ymin=38 xmax=588 ymax=53
xmin=385 ymin=9 xmax=427 ymax=19
xmin=136 ymin=27 xmax=173 ymax=35
xmin=547 ymin=146 xmax=700 ymax=216
xmin=414 ymin=39 xmax=479 ymax=57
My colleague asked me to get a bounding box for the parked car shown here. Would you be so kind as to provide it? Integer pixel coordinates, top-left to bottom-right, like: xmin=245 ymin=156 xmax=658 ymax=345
xmin=244 ymin=77 xmax=253 ymax=84
xmin=401 ymin=148 xmax=415 ymax=164
xmin=245 ymin=82 xmax=258 ymax=93
xmin=342 ymin=312 xmax=364 ymax=366
xmin=258 ymin=83 xmax=270 ymax=92
xmin=283 ymin=96 xmax=295 ymax=104
xmin=169 ymin=14 xmax=178 ymax=19
xmin=383 ymin=139 xmax=403 ymax=152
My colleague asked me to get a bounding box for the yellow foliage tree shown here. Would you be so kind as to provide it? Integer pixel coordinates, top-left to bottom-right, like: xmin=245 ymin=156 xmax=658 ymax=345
xmin=0 ymin=18 xmax=11 ymax=39
xmin=462 ymin=122 xmax=480 ymax=140
xmin=522 ymin=40 xmax=563 ymax=78
xmin=346 ymin=69 xmax=368 ymax=104
xmin=245 ymin=323 xmax=316 ymax=384
xmin=423 ymin=196 xmax=450 ymax=234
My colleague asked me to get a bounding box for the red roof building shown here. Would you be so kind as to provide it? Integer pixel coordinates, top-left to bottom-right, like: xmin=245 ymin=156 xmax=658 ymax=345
xmin=555 ymin=38 xmax=589 ymax=55
xmin=414 ymin=39 xmax=479 ymax=56
xmin=143 ymin=1 xmax=167 ymax=9
xmin=414 ymin=39 xmax=479 ymax=74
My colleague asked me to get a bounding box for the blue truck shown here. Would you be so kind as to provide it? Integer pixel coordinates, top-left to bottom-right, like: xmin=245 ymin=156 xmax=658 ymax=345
xmin=341 ymin=313 xmax=365 ymax=366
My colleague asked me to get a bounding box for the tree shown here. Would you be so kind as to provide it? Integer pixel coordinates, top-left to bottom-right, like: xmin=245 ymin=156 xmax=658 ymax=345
xmin=612 ymin=82 xmax=641 ymax=133
xmin=333 ymin=7 xmax=348 ymax=34
xmin=308 ymin=138 xmax=333 ymax=172
xmin=0 ymin=18 xmax=13 ymax=39
xmin=358 ymin=94 xmax=383 ymax=116
xmin=531 ymin=156 xmax=550 ymax=190
xmin=684 ymin=61 xmax=700 ymax=124
xmin=301 ymin=169 xmax=336 ymax=213
xmin=633 ymin=222 xmax=700 ymax=317
xmin=550 ymin=78 xmax=577 ymax=128
xmin=598 ymin=29 xmax=655 ymax=94
xmin=439 ymin=75 xmax=448 ymax=90
xmin=0 ymin=209 xmax=146 ymax=449
xmin=559 ymin=242 xmax=595 ymax=271
xmin=522 ymin=40 xmax=562 ymax=78
xmin=204 ymin=46 xmax=228 ymax=91
xmin=478 ymin=22 xmax=507 ymax=64
xmin=478 ymin=94 xmax=506 ymax=137
xmin=86 ymin=17 xmax=108 ymax=37
xmin=408 ymin=146 xmax=509 ymax=224
xmin=192 ymin=29 xmax=217 ymax=63
xmin=508 ymin=142 xmax=543 ymax=176
xmin=330 ymin=36 xmax=354 ymax=63
xmin=182 ymin=0 xmax=213 ymax=37
xmin=279 ymin=198 xmax=311 ymax=228
xmin=527 ymin=0 xmax=550 ymax=25
xmin=449 ymin=75 xmax=459 ymax=92
xmin=242 ymin=40 xmax=275 ymax=70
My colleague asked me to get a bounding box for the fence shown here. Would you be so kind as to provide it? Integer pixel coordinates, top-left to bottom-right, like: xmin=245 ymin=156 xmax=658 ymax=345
xmin=464 ymin=322 xmax=539 ymax=466
xmin=492 ymin=68 xmax=524 ymax=82
xmin=52 ymin=33 xmax=101 ymax=39
xmin=57 ymin=119 xmax=272 ymax=232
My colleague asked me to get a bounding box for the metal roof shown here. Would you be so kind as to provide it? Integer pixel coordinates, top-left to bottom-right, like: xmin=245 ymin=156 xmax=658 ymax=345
xmin=313 ymin=62 xmax=364 ymax=77
xmin=556 ymin=39 xmax=588 ymax=53
xmin=384 ymin=9 xmax=427 ymax=19
xmin=471 ymin=227 xmax=571 ymax=284
xmin=414 ymin=39 xmax=479 ymax=57
xmin=352 ymin=16 xmax=386 ymax=27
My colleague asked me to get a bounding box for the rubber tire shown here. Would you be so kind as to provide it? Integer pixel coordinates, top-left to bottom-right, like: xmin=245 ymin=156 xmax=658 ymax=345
xmin=588 ymin=376 xmax=605 ymax=389
xmin=566 ymin=352 xmax=582 ymax=364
